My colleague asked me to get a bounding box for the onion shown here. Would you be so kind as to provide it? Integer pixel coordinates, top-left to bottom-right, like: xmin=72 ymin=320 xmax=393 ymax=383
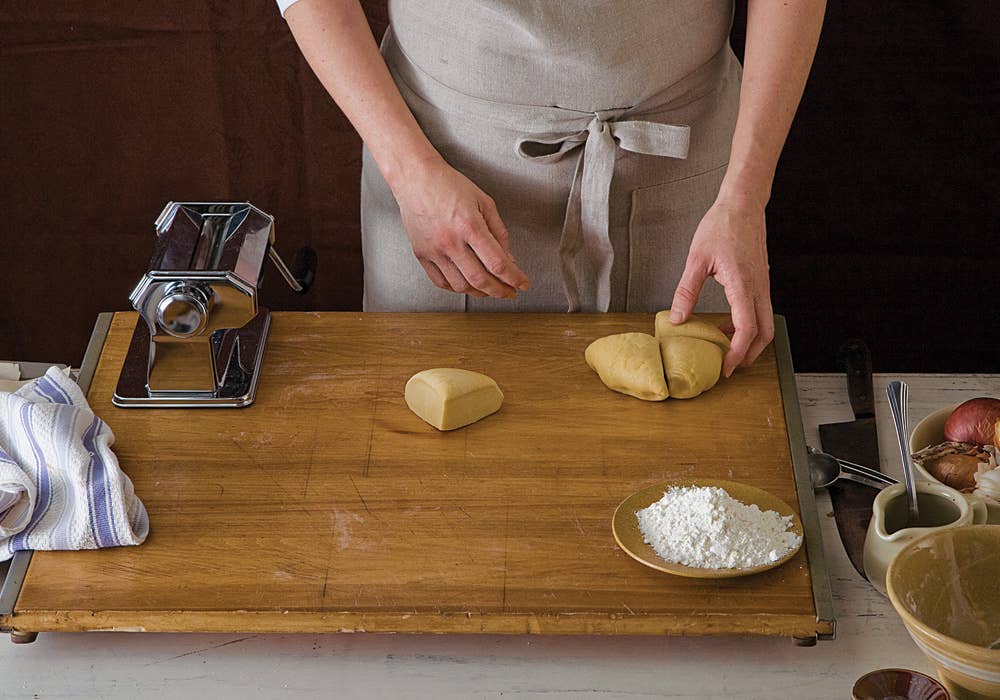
xmin=913 ymin=441 xmax=989 ymax=492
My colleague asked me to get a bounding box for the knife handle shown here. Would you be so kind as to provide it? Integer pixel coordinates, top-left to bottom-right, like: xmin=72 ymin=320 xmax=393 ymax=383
xmin=840 ymin=339 xmax=875 ymax=419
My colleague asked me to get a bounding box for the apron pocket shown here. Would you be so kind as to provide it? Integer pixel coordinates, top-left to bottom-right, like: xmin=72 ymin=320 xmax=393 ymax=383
xmin=625 ymin=163 xmax=730 ymax=313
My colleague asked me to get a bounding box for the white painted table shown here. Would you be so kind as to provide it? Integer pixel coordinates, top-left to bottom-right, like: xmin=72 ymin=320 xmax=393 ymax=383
xmin=0 ymin=374 xmax=995 ymax=699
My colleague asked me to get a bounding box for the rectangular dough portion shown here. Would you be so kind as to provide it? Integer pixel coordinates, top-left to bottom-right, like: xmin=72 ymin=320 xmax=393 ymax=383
xmin=404 ymin=368 xmax=504 ymax=431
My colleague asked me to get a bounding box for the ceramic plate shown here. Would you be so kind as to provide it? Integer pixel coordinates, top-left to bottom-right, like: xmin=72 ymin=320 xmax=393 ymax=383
xmin=612 ymin=478 xmax=804 ymax=579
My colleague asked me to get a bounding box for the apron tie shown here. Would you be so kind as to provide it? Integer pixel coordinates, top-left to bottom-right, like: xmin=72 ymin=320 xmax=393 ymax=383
xmin=517 ymin=111 xmax=690 ymax=311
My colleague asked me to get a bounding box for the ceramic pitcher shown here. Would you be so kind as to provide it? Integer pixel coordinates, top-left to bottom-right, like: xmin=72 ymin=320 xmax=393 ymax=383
xmin=864 ymin=481 xmax=988 ymax=596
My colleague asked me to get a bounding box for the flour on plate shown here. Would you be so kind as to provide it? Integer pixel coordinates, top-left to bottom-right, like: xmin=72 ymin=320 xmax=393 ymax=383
xmin=636 ymin=486 xmax=801 ymax=569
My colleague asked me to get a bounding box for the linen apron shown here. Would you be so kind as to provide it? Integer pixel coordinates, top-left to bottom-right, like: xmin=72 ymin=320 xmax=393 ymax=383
xmin=362 ymin=0 xmax=742 ymax=313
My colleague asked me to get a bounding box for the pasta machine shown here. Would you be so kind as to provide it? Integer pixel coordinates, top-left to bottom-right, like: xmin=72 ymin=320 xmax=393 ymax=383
xmin=113 ymin=201 xmax=315 ymax=408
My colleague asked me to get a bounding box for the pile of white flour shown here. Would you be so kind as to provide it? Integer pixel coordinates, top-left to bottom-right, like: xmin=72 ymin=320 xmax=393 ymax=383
xmin=636 ymin=486 xmax=801 ymax=569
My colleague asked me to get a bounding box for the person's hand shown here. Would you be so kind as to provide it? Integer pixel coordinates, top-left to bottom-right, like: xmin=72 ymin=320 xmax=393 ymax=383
xmin=392 ymin=156 xmax=531 ymax=299
xmin=669 ymin=194 xmax=774 ymax=377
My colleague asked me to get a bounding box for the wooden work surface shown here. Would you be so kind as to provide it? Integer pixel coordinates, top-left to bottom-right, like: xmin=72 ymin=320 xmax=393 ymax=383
xmin=9 ymin=312 xmax=830 ymax=638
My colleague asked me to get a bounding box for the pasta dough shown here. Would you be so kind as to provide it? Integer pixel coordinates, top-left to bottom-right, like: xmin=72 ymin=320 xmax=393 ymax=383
xmin=654 ymin=313 xmax=731 ymax=399
xmin=584 ymin=333 xmax=669 ymax=401
xmin=654 ymin=312 xmax=732 ymax=350
xmin=405 ymin=368 xmax=504 ymax=431
xmin=658 ymin=335 xmax=724 ymax=399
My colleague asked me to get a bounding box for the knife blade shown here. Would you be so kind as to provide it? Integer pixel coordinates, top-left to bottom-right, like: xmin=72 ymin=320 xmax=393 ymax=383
xmin=819 ymin=339 xmax=882 ymax=578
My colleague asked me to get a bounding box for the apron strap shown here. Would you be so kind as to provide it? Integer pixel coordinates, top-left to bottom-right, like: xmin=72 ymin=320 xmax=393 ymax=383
xmin=517 ymin=113 xmax=690 ymax=312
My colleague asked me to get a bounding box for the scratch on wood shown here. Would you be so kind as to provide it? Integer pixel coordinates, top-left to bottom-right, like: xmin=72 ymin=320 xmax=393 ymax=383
xmin=501 ymin=503 xmax=510 ymax=610
xmin=363 ymin=359 xmax=383 ymax=477
xmin=302 ymin=423 xmax=318 ymax=498
xmin=229 ymin=435 xmax=318 ymax=522
xmin=348 ymin=474 xmax=378 ymax=520
xmin=320 ymin=504 xmax=349 ymax=606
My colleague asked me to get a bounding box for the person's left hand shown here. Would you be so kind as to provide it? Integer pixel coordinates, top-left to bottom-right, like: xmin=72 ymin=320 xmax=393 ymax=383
xmin=668 ymin=194 xmax=775 ymax=378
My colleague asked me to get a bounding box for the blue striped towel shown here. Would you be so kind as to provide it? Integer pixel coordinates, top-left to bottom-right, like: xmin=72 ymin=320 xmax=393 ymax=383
xmin=0 ymin=367 xmax=148 ymax=560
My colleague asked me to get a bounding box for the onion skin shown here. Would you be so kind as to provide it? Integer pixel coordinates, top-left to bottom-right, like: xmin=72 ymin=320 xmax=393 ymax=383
xmin=944 ymin=398 xmax=1000 ymax=446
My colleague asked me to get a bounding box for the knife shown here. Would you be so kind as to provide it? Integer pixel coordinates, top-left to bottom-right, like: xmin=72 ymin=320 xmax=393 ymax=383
xmin=819 ymin=339 xmax=882 ymax=578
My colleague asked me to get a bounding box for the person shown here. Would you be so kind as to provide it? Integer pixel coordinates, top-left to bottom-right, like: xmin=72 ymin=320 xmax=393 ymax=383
xmin=280 ymin=0 xmax=825 ymax=377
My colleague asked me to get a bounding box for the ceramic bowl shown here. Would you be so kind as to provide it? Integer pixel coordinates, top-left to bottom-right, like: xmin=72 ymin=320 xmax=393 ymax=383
xmin=852 ymin=668 xmax=950 ymax=700
xmin=886 ymin=525 xmax=1000 ymax=700
xmin=909 ymin=405 xmax=1000 ymax=524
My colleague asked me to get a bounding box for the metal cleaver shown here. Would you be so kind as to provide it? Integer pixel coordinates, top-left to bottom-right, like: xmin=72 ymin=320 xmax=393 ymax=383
xmin=819 ymin=339 xmax=881 ymax=578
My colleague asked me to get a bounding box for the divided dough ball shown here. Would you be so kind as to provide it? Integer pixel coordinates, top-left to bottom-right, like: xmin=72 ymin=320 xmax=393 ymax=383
xmin=405 ymin=368 xmax=504 ymax=431
xmin=659 ymin=336 xmax=724 ymax=399
xmin=654 ymin=312 xmax=731 ymax=399
xmin=585 ymin=333 xmax=669 ymax=401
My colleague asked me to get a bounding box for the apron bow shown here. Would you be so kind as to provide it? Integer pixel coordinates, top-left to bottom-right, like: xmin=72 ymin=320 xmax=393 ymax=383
xmin=517 ymin=112 xmax=690 ymax=311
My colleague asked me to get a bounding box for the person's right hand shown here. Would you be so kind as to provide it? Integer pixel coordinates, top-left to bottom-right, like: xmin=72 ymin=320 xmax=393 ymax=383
xmin=392 ymin=157 xmax=531 ymax=299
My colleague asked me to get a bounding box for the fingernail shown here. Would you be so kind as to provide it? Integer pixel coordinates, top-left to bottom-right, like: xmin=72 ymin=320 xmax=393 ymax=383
xmin=669 ymin=309 xmax=683 ymax=323
xmin=518 ymin=281 xmax=530 ymax=291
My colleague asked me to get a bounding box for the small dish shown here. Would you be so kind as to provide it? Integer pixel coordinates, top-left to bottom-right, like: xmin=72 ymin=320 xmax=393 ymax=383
xmin=909 ymin=405 xmax=1000 ymax=525
xmin=612 ymin=478 xmax=803 ymax=579
xmin=852 ymin=668 xmax=950 ymax=700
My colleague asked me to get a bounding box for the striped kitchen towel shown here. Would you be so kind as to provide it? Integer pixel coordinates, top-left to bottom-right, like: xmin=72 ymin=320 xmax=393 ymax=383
xmin=0 ymin=366 xmax=148 ymax=560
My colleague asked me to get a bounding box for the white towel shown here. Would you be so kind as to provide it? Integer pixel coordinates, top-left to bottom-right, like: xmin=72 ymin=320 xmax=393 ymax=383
xmin=0 ymin=367 xmax=148 ymax=561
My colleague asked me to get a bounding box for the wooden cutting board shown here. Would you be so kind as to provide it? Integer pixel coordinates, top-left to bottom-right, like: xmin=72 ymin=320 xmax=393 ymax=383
xmin=4 ymin=312 xmax=833 ymax=639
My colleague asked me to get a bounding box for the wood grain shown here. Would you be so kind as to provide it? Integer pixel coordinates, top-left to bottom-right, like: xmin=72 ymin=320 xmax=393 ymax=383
xmin=9 ymin=312 xmax=830 ymax=637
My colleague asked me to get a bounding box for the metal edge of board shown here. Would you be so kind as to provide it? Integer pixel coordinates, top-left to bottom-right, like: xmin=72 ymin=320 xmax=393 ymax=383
xmin=773 ymin=314 xmax=837 ymax=642
xmin=0 ymin=312 xmax=115 ymax=629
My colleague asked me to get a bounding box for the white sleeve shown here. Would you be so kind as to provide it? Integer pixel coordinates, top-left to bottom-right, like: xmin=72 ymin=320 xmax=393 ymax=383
xmin=276 ymin=0 xmax=301 ymax=18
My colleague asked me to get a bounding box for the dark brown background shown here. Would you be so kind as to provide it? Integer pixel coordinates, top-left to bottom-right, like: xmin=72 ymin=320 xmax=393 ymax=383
xmin=1 ymin=2 xmax=997 ymax=372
